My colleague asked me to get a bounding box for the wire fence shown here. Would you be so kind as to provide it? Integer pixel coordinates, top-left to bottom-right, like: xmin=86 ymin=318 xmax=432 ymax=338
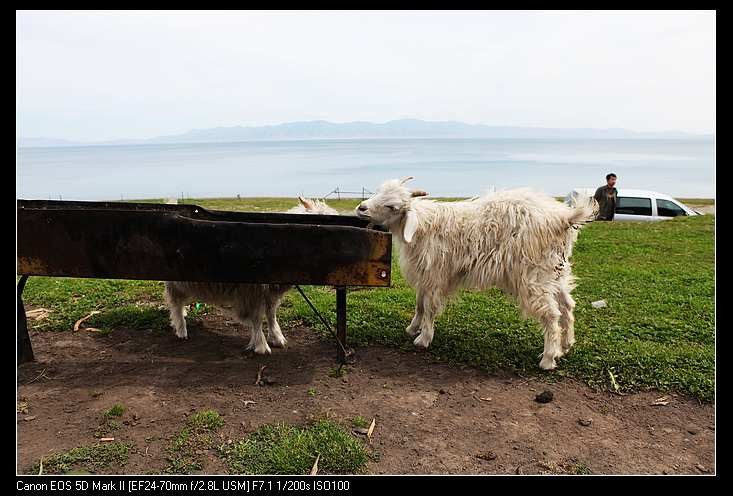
xmin=321 ymin=187 xmax=373 ymax=200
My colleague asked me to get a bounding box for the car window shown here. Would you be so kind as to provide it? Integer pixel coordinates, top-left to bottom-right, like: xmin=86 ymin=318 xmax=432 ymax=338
xmin=656 ymin=199 xmax=687 ymax=217
xmin=616 ymin=196 xmax=652 ymax=216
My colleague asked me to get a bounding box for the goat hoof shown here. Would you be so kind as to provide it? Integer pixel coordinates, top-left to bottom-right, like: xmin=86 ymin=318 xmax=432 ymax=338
xmin=268 ymin=337 xmax=287 ymax=348
xmin=405 ymin=326 xmax=420 ymax=337
xmin=175 ymin=330 xmax=188 ymax=339
xmin=254 ymin=344 xmax=272 ymax=355
xmin=413 ymin=334 xmax=432 ymax=349
xmin=539 ymin=356 xmax=557 ymax=370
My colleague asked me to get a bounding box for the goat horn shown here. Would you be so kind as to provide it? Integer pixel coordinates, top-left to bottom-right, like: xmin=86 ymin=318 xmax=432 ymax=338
xmin=411 ymin=190 xmax=428 ymax=197
xmin=298 ymin=196 xmax=314 ymax=208
xmin=399 ymin=176 xmax=415 ymax=185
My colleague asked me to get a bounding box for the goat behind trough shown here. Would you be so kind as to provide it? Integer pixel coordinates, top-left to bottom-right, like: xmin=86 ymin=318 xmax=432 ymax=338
xmin=164 ymin=197 xmax=338 ymax=355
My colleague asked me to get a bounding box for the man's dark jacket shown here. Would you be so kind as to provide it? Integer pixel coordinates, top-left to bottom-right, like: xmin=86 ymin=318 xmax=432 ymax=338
xmin=594 ymin=185 xmax=617 ymax=220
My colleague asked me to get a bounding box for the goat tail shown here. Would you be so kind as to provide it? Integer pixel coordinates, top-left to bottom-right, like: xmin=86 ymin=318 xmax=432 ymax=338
xmin=566 ymin=195 xmax=598 ymax=228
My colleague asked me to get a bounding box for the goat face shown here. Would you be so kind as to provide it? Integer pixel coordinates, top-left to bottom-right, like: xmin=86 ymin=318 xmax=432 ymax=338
xmin=356 ymin=177 xmax=428 ymax=242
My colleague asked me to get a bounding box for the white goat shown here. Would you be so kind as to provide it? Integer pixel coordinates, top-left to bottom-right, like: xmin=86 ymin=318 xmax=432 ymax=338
xmin=355 ymin=177 xmax=596 ymax=370
xmin=165 ymin=197 xmax=338 ymax=355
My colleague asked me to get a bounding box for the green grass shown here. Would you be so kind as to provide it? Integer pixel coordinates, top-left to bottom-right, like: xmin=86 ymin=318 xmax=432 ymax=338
xmin=103 ymin=404 xmax=125 ymax=418
xmin=166 ymin=410 xmax=224 ymax=474
xmin=352 ymin=416 xmax=369 ymax=429
xmin=21 ymin=278 xmax=168 ymax=333
xmin=95 ymin=404 xmax=126 ymax=437
xmin=21 ymin=278 xmax=208 ymax=334
xmin=21 ymin=198 xmax=715 ymax=401
xmin=328 ymin=365 xmax=349 ymax=378
xmin=570 ymin=461 xmax=592 ymax=475
xmin=28 ymin=442 xmax=132 ymax=474
xmin=95 ymin=420 xmax=122 ymax=438
xmin=218 ymin=420 xmax=369 ymax=475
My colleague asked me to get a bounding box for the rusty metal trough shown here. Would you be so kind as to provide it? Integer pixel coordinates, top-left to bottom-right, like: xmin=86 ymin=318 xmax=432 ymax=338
xmin=16 ymin=199 xmax=392 ymax=364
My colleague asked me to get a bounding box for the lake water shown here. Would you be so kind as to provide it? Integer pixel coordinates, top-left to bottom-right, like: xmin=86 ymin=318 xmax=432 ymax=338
xmin=17 ymin=138 xmax=715 ymax=201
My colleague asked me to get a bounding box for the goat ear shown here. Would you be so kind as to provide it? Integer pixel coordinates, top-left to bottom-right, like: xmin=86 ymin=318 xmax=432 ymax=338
xmin=298 ymin=196 xmax=315 ymax=210
xmin=403 ymin=209 xmax=419 ymax=243
xmin=411 ymin=189 xmax=428 ymax=197
xmin=399 ymin=176 xmax=415 ymax=185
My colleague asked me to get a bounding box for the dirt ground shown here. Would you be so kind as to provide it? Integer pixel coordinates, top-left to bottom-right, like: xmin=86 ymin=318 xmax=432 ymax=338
xmin=17 ymin=307 xmax=715 ymax=475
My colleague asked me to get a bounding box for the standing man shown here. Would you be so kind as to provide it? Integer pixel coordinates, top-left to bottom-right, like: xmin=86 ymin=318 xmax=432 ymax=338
xmin=594 ymin=173 xmax=618 ymax=221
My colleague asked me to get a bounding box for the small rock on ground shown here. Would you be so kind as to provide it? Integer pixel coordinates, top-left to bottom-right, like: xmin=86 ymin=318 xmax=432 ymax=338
xmin=477 ymin=451 xmax=497 ymax=461
xmin=536 ymin=390 xmax=554 ymax=403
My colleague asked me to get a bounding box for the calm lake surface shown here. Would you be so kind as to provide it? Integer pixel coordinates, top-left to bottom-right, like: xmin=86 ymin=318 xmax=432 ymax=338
xmin=17 ymin=138 xmax=715 ymax=200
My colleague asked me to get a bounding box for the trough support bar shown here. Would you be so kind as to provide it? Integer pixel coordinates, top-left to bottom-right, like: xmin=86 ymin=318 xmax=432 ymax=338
xmin=294 ymin=285 xmax=350 ymax=363
xmin=336 ymin=287 xmax=347 ymax=364
xmin=17 ymin=275 xmax=34 ymax=365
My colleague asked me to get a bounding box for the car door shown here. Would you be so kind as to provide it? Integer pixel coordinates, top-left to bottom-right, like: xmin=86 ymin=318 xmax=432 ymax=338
xmin=614 ymin=196 xmax=655 ymax=221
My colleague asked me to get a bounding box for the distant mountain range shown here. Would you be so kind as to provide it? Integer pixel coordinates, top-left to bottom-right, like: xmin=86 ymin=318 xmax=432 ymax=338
xmin=18 ymin=119 xmax=714 ymax=147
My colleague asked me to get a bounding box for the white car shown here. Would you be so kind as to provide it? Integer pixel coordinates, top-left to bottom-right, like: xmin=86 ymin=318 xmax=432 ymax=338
xmin=565 ymin=188 xmax=701 ymax=221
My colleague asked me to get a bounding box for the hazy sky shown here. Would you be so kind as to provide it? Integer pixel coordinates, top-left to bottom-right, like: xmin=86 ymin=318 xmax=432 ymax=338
xmin=17 ymin=10 xmax=715 ymax=141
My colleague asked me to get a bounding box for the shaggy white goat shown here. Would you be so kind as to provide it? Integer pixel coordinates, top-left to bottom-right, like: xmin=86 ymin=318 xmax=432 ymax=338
xmin=165 ymin=197 xmax=338 ymax=355
xmin=355 ymin=177 xmax=596 ymax=370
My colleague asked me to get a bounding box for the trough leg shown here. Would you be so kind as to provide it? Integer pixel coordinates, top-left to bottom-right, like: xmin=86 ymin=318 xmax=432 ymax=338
xmin=17 ymin=275 xmax=34 ymax=365
xmin=336 ymin=286 xmax=347 ymax=364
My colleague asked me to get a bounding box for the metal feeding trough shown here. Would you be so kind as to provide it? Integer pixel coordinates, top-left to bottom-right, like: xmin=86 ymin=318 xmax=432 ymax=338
xmin=16 ymin=199 xmax=392 ymax=364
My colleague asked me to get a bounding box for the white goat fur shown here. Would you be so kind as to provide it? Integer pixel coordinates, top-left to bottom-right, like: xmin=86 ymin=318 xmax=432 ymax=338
xmin=356 ymin=178 xmax=597 ymax=370
xmin=164 ymin=197 xmax=338 ymax=355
